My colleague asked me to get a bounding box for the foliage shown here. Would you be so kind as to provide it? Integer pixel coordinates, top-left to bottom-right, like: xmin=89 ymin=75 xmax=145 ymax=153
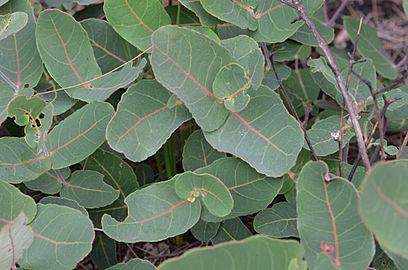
xmin=0 ymin=0 xmax=407 ymax=269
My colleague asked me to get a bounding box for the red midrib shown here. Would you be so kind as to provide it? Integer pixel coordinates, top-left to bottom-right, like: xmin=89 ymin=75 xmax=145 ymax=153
xmin=124 ymin=0 xmax=154 ymax=33
xmin=255 ymin=3 xmax=286 ymax=19
xmin=324 ymin=182 xmax=341 ymax=266
xmin=51 ymin=19 xmax=90 ymax=88
xmin=156 ymin=47 xmax=280 ymax=149
xmin=375 ymin=185 xmax=408 ymax=217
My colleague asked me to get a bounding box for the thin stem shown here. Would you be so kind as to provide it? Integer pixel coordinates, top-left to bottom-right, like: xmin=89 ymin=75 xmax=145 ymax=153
xmin=397 ymin=132 xmax=408 ymax=159
xmin=291 ymin=0 xmax=371 ymax=170
xmin=326 ymin=0 xmax=352 ymax=27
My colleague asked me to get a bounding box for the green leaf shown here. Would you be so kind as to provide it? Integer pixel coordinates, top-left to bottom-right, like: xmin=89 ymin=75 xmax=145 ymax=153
xmin=179 ymin=0 xmax=221 ymax=27
xmin=404 ymin=0 xmax=408 ymax=16
xmin=0 ymin=11 xmax=28 ymax=41
xmin=0 ymin=0 xmax=9 ymax=7
xmin=204 ymin=85 xmax=304 ymax=177
xmin=0 ymin=213 xmax=34 ymax=270
xmin=91 ymin=233 xmax=117 ymax=270
xmin=306 ymin=115 xmax=354 ymax=157
xmin=221 ymin=35 xmax=264 ymax=91
xmin=213 ymin=63 xmax=251 ymax=112
xmin=104 ymin=0 xmax=171 ymax=51
xmin=174 ymin=171 xmax=233 ymax=218
xmin=297 ymin=161 xmax=374 ymax=270
xmin=385 ymin=87 xmax=408 ymax=131
xmin=106 ymin=80 xmax=191 ymax=162
xmin=211 ymin=218 xmax=252 ymax=245
xmin=24 ymin=168 xmax=70 ymax=195
xmin=359 ymin=160 xmax=408 ymax=259
xmin=0 ymin=181 xmax=36 ymax=229
xmin=290 ymin=17 xmax=334 ymax=46
xmin=81 ymin=18 xmax=138 ymax=73
xmin=380 ymin=244 xmax=408 ymax=270
xmin=107 ymin=259 xmax=156 ymax=270
xmin=344 ymin=16 xmax=398 ymax=80
xmin=8 ymin=96 xmax=45 ymax=126
xmin=158 ymin=235 xmax=306 ymax=270
xmin=196 ymin=157 xmax=283 ymax=222
xmin=135 ymin=163 xmax=155 ymax=187
xmin=0 ymin=0 xmax=43 ymax=124
xmin=272 ymin=41 xmax=311 ymax=62
xmin=151 ymin=25 xmax=233 ymax=132
xmin=46 ymin=102 xmax=114 ymax=169
xmin=182 ymin=129 xmax=226 ymax=171
xmin=254 ymin=202 xmax=298 ymax=238
xmin=190 ymin=219 xmax=220 ymax=242
xmin=36 ymin=10 xmax=143 ymax=102
xmin=39 ymin=196 xmax=89 ymax=217
xmin=201 ymin=0 xmax=258 ymax=30
xmin=262 ymin=63 xmax=291 ymax=90
xmin=102 ymin=177 xmax=201 ymax=243
xmin=19 ymin=204 xmax=95 ymax=270
xmin=373 ymin=245 xmax=399 ymax=270
xmin=0 ymin=137 xmax=51 ymax=183
xmin=60 ymin=170 xmax=120 ymax=209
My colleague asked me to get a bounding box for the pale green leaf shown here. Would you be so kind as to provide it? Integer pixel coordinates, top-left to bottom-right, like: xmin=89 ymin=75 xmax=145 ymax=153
xmin=0 ymin=0 xmax=43 ymax=124
xmin=107 ymin=259 xmax=156 ymax=270
xmin=19 ymin=204 xmax=95 ymax=270
xmin=213 ymin=63 xmax=251 ymax=112
xmin=381 ymin=244 xmax=408 ymax=270
xmin=0 ymin=181 xmax=36 ymax=229
xmin=204 ymin=85 xmax=304 ymax=177
xmin=104 ymin=0 xmax=171 ymax=51
xmin=297 ymin=161 xmax=374 ymax=270
xmin=196 ymin=157 xmax=283 ymax=222
xmin=290 ymin=17 xmax=334 ymax=46
xmin=190 ymin=219 xmax=220 ymax=242
xmin=0 ymin=137 xmax=51 ymax=183
xmin=0 ymin=213 xmax=34 ymax=270
xmin=306 ymin=115 xmax=354 ymax=157
xmin=344 ymin=16 xmax=398 ymax=79
xmin=359 ymin=160 xmax=408 ymax=259
xmin=211 ymin=218 xmax=252 ymax=245
xmin=151 ymin=25 xmax=234 ymax=132
xmin=81 ymin=18 xmax=138 ymax=73
xmin=0 ymin=11 xmax=28 ymax=41
xmin=106 ymin=80 xmax=191 ymax=162
xmin=102 ymin=177 xmax=201 ymax=243
xmin=272 ymin=41 xmax=311 ymax=62
xmin=201 ymin=0 xmax=258 ymax=30
xmin=254 ymin=202 xmax=298 ymax=238
xmin=262 ymin=63 xmax=291 ymax=91
xmin=182 ymin=129 xmax=226 ymax=171
xmin=221 ymin=35 xmax=264 ymax=91
xmin=158 ymin=235 xmax=306 ymax=270
xmin=45 ymin=102 xmax=114 ymax=169
xmin=174 ymin=171 xmax=233 ymax=218
xmin=61 ymin=170 xmax=120 ymax=209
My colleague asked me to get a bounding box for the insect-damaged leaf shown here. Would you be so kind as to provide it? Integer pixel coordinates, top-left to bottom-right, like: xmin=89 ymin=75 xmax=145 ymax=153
xmin=0 ymin=11 xmax=28 ymax=41
xmin=0 ymin=181 xmax=37 ymax=229
xmin=0 ymin=0 xmax=43 ymax=124
xmin=157 ymin=235 xmax=307 ymax=270
xmin=175 ymin=171 xmax=233 ymax=218
xmin=297 ymin=161 xmax=374 ymax=270
xmin=104 ymin=0 xmax=171 ymax=51
xmin=359 ymin=160 xmax=408 ymax=259
xmin=102 ymin=177 xmax=201 ymax=243
xmin=196 ymin=157 xmax=282 ymax=222
xmin=151 ymin=25 xmax=234 ymax=132
xmin=204 ymin=85 xmax=304 ymax=177
xmin=106 ymin=80 xmax=191 ymax=162
xmin=0 ymin=213 xmax=34 ymax=270
xmin=19 ymin=204 xmax=95 ymax=270
xmin=60 ymin=170 xmax=120 ymax=209
xmin=36 ymin=10 xmax=143 ymax=102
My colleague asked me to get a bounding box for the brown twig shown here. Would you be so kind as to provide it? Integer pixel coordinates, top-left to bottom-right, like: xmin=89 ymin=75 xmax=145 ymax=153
xmin=397 ymin=131 xmax=408 ymax=159
xmin=261 ymin=43 xmax=319 ymax=161
xmin=326 ymin=0 xmax=352 ymax=27
xmin=289 ymin=0 xmax=371 ymax=170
